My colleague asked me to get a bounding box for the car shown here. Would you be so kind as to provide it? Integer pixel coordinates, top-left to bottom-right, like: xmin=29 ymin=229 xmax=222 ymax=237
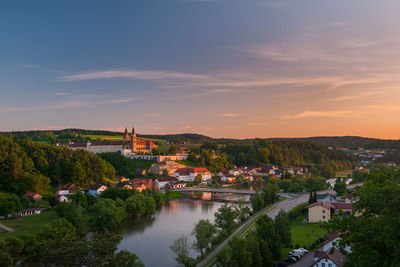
xmin=288 ymin=253 xmax=301 ymax=260
xmin=284 ymin=257 xmax=297 ymax=263
xmin=297 ymin=248 xmax=308 ymax=253
xmin=290 ymin=250 xmax=304 ymax=256
xmin=275 ymin=262 xmax=287 ymax=267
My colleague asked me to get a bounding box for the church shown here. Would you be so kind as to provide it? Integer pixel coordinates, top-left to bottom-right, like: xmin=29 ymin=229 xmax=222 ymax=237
xmin=68 ymin=127 xmax=157 ymax=155
xmin=121 ymin=127 xmax=158 ymax=156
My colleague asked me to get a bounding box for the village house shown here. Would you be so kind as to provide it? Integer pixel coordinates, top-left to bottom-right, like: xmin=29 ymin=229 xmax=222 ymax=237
xmin=114 ymin=181 xmax=133 ymax=190
xmin=312 ymin=247 xmax=348 ymax=267
xmin=88 ymin=184 xmax=108 ymax=196
xmin=308 ymin=201 xmax=353 ymax=223
xmin=149 ymin=161 xmax=186 ymax=176
xmin=116 ymin=176 xmax=129 ymax=183
xmin=130 ymin=178 xmax=153 ymax=192
xmin=55 ymin=194 xmax=68 ymax=202
xmin=320 ymin=233 xmax=352 ymax=254
xmin=170 ymin=181 xmax=186 ymax=189
xmin=24 ymin=192 xmax=42 ymax=201
xmin=135 ymin=168 xmax=147 ymax=176
xmin=155 ymin=177 xmax=178 ymax=189
xmin=174 ymin=167 xmax=212 ymax=182
xmin=317 ymin=191 xmax=337 ymax=203
xmin=63 ymin=183 xmax=77 ymax=194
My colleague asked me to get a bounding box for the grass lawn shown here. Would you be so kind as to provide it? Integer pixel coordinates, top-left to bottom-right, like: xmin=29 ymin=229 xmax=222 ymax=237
xmin=290 ymin=215 xmax=327 ymax=248
xmin=0 ymin=210 xmax=59 ymax=239
xmin=127 ymin=159 xmax=154 ymax=170
xmin=176 ymin=160 xmax=201 ymax=167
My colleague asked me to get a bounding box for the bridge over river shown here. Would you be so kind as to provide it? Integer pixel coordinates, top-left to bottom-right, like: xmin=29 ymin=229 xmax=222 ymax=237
xmin=171 ymin=187 xmax=257 ymax=195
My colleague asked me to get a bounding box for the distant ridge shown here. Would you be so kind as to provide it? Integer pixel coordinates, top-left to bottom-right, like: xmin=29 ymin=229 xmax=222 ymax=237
xmin=0 ymin=129 xmax=392 ymax=148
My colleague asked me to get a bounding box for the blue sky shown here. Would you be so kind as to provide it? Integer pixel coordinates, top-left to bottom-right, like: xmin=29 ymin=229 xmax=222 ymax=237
xmin=2 ymin=0 xmax=400 ymax=138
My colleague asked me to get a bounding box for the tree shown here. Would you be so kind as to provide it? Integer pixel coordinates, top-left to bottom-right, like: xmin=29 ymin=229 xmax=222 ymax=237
xmin=334 ymin=177 xmax=347 ymax=196
xmin=228 ymin=236 xmax=252 ymax=267
xmin=5 ymin=236 xmax=24 ymax=261
xmin=192 ymin=219 xmax=217 ymax=257
xmin=214 ymin=204 xmax=238 ymax=234
xmin=170 ymin=235 xmax=192 ymax=266
xmin=324 ymin=168 xmax=400 ymax=266
xmin=126 ymin=194 xmax=146 ymax=216
xmin=274 ymin=209 xmax=291 ymax=247
xmin=255 ymin=215 xmax=281 ymax=261
xmin=234 ymin=202 xmax=251 ymax=223
xmin=251 ymin=194 xmax=264 ymax=213
xmin=89 ymin=199 xmax=126 ymax=229
xmin=39 ymin=218 xmax=76 ymax=241
xmin=194 ymin=174 xmax=203 ymax=185
xmin=109 ymin=250 xmax=145 ymax=267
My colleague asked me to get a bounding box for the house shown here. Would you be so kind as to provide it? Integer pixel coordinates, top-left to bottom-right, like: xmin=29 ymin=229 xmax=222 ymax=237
xmin=320 ymin=233 xmax=352 ymax=253
xmin=62 ymin=183 xmax=77 ymax=194
xmin=15 ymin=208 xmax=42 ymax=217
xmin=174 ymin=167 xmax=212 ymax=182
xmin=55 ymin=194 xmax=68 ymax=202
xmin=312 ymin=247 xmax=348 ymax=267
xmin=130 ymin=178 xmax=153 ymax=192
xmin=135 ymin=168 xmax=147 ymax=176
xmin=177 ymin=147 xmax=189 ymax=155
xmin=149 ymin=161 xmax=186 ymax=176
xmin=24 ymin=192 xmax=42 ymax=201
xmin=116 ymin=176 xmax=129 ymax=183
xmin=115 ymin=181 xmax=133 ymax=190
xmin=88 ymin=185 xmax=108 ymax=196
xmin=55 ymin=189 xmax=69 ymax=196
xmin=308 ymin=201 xmax=353 ymax=222
xmin=170 ymin=181 xmax=186 ymax=189
xmin=317 ymin=191 xmax=337 ymax=203
xmin=308 ymin=201 xmax=334 ymax=222
xmin=155 ymin=177 xmax=178 ymax=189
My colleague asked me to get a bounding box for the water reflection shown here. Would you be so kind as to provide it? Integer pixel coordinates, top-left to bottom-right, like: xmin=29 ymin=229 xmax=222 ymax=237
xmin=117 ymin=199 xmax=224 ymax=267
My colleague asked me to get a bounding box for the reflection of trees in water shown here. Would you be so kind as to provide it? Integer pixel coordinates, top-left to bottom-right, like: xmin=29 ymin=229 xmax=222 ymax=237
xmin=200 ymin=200 xmax=216 ymax=213
xmin=114 ymin=214 xmax=157 ymax=236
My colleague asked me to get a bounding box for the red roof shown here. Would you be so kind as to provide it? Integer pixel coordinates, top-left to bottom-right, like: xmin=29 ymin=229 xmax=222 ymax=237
xmin=136 ymin=140 xmax=156 ymax=146
xmin=308 ymin=201 xmax=334 ymax=209
xmin=24 ymin=192 xmax=41 ymax=198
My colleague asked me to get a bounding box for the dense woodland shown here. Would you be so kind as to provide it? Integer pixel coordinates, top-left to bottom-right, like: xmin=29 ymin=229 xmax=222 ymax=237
xmin=0 ymin=136 xmax=115 ymax=194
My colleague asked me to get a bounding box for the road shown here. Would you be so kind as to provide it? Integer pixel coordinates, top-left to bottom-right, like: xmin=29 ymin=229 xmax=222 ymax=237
xmin=196 ymin=193 xmax=309 ymax=267
xmin=0 ymin=222 xmax=14 ymax=232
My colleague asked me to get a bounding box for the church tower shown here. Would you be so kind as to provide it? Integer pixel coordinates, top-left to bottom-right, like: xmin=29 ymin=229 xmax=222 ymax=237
xmin=131 ymin=127 xmax=137 ymax=153
xmin=123 ymin=127 xmax=130 ymax=142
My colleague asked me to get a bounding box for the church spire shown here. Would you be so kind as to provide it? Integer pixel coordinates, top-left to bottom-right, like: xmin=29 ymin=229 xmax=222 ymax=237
xmin=123 ymin=127 xmax=130 ymax=142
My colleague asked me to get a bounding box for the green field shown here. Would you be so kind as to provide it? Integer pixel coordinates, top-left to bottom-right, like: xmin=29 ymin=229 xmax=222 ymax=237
xmin=0 ymin=210 xmax=59 ymax=239
xmin=176 ymin=160 xmax=201 ymax=167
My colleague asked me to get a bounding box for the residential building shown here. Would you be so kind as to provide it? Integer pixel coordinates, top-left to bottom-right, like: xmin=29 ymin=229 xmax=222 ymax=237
xmin=130 ymin=178 xmax=153 ymax=192
xmin=88 ymin=185 xmax=108 ymax=196
xmin=24 ymin=192 xmax=42 ymax=201
xmin=308 ymin=201 xmax=353 ymax=222
xmin=55 ymin=195 xmax=68 ymax=202
xmin=321 ymin=233 xmax=352 ymax=254
xmin=62 ymin=183 xmax=77 ymax=194
xmin=312 ymin=247 xmax=348 ymax=267
xmin=170 ymin=182 xmax=186 ymax=189
xmin=155 ymin=177 xmax=178 ymax=189
xmin=150 ymin=161 xmax=186 ymax=176
xmin=317 ymin=192 xmax=337 ymax=203
xmin=174 ymin=167 xmax=212 ymax=182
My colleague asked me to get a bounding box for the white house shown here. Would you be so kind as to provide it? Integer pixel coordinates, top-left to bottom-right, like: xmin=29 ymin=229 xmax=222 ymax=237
xmin=312 ymin=247 xmax=347 ymax=267
xmin=56 ymin=195 xmax=69 ymax=202
xmin=55 ymin=189 xmax=69 ymax=196
xmin=321 ymin=234 xmax=352 ymax=254
xmin=88 ymin=185 xmax=108 ymax=196
xmin=174 ymin=167 xmax=212 ymax=182
xmin=155 ymin=177 xmax=178 ymax=189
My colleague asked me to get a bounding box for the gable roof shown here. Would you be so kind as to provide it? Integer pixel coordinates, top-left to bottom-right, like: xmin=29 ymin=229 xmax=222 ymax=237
xmin=308 ymin=201 xmax=335 ymax=209
xmin=25 ymin=192 xmax=41 ymax=198
xmin=313 ymin=247 xmax=347 ymax=267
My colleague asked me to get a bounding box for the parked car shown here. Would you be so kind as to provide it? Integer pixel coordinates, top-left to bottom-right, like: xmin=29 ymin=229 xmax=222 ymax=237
xmin=290 ymin=250 xmax=304 ymax=256
xmin=288 ymin=253 xmax=301 ymax=260
xmin=276 ymin=262 xmax=287 ymax=267
xmin=284 ymin=257 xmax=297 ymax=263
xmin=297 ymin=248 xmax=308 ymax=253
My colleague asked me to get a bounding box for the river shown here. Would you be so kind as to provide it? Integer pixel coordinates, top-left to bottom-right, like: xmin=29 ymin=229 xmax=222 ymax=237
xmin=114 ymin=198 xmax=224 ymax=267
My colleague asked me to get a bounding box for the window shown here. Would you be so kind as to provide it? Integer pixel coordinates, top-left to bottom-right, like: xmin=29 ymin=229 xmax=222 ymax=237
xmin=323 ymin=215 xmax=326 ymax=219
xmin=322 ymin=264 xmax=325 ymax=267
xmin=329 ymin=264 xmax=332 ymax=267
xmin=323 ymin=210 xmax=326 ymax=213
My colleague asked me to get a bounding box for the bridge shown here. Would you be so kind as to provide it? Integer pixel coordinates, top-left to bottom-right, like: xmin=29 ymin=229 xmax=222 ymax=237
xmin=171 ymin=187 xmax=257 ymax=195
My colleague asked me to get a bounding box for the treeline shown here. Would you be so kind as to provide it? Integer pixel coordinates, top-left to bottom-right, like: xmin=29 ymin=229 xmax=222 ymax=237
xmin=222 ymin=140 xmax=354 ymax=177
xmin=0 ymin=136 xmax=115 ymax=194
xmin=55 ymin=188 xmax=162 ymax=234
xmin=216 ymin=211 xmax=291 ymax=266
xmin=325 ymin=168 xmax=400 ymax=266
xmin=364 ymin=139 xmax=400 ymax=150
xmin=0 ymin=219 xmax=144 ymax=266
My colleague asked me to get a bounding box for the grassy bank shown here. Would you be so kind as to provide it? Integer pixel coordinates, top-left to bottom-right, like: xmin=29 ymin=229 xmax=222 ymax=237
xmin=0 ymin=210 xmax=59 ymax=239
xmin=165 ymin=191 xmax=186 ymax=200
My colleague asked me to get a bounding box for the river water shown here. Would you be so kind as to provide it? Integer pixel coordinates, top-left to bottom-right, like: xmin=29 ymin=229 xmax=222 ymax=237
xmin=114 ymin=198 xmax=224 ymax=267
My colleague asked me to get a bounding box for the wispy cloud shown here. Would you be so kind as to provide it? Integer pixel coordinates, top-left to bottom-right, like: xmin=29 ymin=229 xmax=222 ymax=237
xmin=220 ymin=113 xmax=241 ymax=117
xmin=0 ymin=98 xmax=135 ymax=113
xmin=171 ymin=89 xmax=232 ymax=100
xmin=31 ymin=92 xmax=70 ymax=96
xmin=283 ymin=110 xmax=353 ymax=120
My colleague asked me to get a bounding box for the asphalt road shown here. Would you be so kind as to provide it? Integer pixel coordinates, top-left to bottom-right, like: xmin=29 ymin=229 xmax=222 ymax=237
xmin=196 ymin=194 xmax=309 ymax=267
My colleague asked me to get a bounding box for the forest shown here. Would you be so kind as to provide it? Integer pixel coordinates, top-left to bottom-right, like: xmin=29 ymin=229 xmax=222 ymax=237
xmin=0 ymin=136 xmax=115 ymax=195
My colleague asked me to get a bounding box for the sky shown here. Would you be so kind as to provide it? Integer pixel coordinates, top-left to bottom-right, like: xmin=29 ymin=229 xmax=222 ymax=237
xmin=1 ymin=0 xmax=400 ymax=139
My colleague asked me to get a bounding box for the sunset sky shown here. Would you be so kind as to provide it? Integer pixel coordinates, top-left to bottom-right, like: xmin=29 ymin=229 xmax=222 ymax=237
xmin=1 ymin=0 xmax=400 ymax=139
